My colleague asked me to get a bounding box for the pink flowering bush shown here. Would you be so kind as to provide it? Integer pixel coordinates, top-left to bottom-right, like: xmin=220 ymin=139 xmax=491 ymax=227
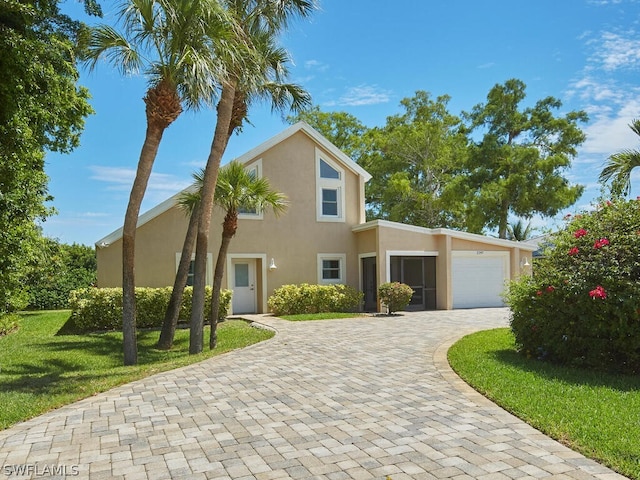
xmin=506 ymin=198 xmax=640 ymax=373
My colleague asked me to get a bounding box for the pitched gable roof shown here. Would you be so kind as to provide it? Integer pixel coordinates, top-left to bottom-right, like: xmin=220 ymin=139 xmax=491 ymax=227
xmin=95 ymin=122 xmax=372 ymax=247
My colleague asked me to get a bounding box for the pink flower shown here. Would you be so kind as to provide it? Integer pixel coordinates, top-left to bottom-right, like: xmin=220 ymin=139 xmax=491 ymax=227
xmin=589 ymin=285 xmax=607 ymax=299
xmin=606 ymin=200 xmax=612 ymax=206
xmin=594 ymin=238 xmax=610 ymax=249
xmin=568 ymin=247 xmax=579 ymax=256
xmin=546 ymin=285 xmax=555 ymax=293
xmin=574 ymin=228 xmax=588 ymax=238
xmin=536 ymin=290 xmax=543 ymax=296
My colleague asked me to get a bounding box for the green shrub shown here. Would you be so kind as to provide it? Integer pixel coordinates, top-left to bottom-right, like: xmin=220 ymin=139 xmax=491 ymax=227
xmin=268 ymin=283 xmax=363 ymax=316
xmin=0 ymin=313 xmax=21 ymax=336
xmin=25 ymin=241 xmax=96 ymax=310
xmin=378 ymin=282 xmax=414 ymax=314
xmin=68 ymin=286 xmax=232 ymax=332
xmin=506 ymin=198 xmax=640 ymax=373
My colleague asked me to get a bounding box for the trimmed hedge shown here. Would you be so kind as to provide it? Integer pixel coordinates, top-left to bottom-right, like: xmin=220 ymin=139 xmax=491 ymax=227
xmin=378 ymin=282 xmax=414 ymax=314
xmin=268 ymin=283 xmax=363 ymax=316
xmin=68 ymin=287 xmax=232 ymax=333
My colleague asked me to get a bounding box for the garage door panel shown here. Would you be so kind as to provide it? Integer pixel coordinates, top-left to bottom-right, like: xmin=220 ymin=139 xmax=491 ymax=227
xmin=452 ymin=254 xmax=508 ymax=309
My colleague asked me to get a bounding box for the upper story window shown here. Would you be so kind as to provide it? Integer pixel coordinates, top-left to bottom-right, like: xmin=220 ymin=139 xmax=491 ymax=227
xmin=316 ymin=150 xmax=345 ymax=222
xmin=320 ymin=159 xmax=341 ymax=180
xmin=238 ymin=159 xmax=263 ymax=219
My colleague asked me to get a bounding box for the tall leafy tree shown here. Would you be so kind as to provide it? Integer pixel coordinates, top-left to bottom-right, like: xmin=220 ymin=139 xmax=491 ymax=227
xmin=189 ymin=0 xmax=314 ymax=354
xmin=85 ymin=0 xmax=234 ymax=364
xmin=359 ymin=91 xmax=468 ymax=228
xmin=0 ymin=1 xmax=95 ymax=315
xmin=287 ymin=105 xmax=369 ymax=160
xmin=599 ymin=118 xmax=640 ymax=196
xmin=208 ymin=161 xmax=287 ymax=349
xmin=462 ymin=79 xmax=587 ymax=238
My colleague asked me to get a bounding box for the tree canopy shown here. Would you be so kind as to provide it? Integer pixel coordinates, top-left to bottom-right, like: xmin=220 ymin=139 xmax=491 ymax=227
xmin=0 ymin=0 xmax=96 ymax=314
xmin=460 ymin=79 xmax=587 ymax=238
xmin=360 ymin=91 xmax=469 ymax=228
xmin=287 ymin=105 xmax=369 ymax=161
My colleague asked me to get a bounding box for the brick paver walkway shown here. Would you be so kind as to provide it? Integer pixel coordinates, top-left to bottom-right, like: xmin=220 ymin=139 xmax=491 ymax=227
xmin=0 ymin=309 xmax=627 ymax=479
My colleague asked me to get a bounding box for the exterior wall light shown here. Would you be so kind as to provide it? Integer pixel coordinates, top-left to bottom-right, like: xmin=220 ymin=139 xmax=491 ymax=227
xmin=269 ymin=258 xmax=277 ymax=271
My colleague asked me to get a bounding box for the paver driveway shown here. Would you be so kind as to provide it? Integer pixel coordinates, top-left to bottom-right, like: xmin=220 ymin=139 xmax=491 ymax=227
xmin=0 ymin=309 xmax=627 ymax=480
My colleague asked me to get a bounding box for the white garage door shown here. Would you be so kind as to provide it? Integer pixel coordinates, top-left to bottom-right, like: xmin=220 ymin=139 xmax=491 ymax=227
xmin=452 ymin=252 xmax=509 ymax=308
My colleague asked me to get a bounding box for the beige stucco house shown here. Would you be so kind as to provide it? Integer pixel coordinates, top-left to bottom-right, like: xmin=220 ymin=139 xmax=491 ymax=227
xmin=96 ymin=122 xmax=536 ymax=314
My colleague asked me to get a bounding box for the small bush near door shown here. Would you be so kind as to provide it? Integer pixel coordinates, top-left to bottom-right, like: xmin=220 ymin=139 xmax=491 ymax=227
xmin=268 ymin=283 xmax=363 ymax=316
xmin=378 ymin=282 xmax=414 ymax=314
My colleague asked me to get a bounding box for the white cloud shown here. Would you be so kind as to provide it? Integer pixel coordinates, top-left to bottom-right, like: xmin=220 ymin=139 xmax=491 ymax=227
xmin=325 ymin=84 xmax=392 ymax=107
xmin=567 ymin=28 xmax=640 ymax=158
xmin=581 ymin=96 xmax=640 ymax=154
xmin=587 ymin=31 xmax=640 ymax=72
xmin=586 ymin=0 xmax=623 ymax=5
xmin=78 ymin=212 xmax=111 ymax=218
xmin=305 ymin=59 xmax=329 ymax=72
xmin=89 ymin=166 xmax=191 ymax=193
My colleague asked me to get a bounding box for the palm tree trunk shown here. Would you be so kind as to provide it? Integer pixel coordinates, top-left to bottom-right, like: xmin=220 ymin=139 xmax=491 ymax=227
xmin=190 ymin=80 xmax=237 ymax=354
xmin=157 ymin=204 xmax=199 ymax=350
xmin=209 ymin=230 xmax=233 ymax=349
xmin=122 ymin=122 xmax=166 ymax=365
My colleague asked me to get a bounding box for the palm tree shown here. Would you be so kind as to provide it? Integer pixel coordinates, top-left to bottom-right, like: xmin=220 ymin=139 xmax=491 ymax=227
xmin=156 ymin=182 xmax=199 ymax=350
xmin=189 ymin=0 xmax=314 ymax=354
xmin=599 ymin=118 xmax=640 ymax=196
xmin=85 ymin=0 xmax=233 ymax=364
xmin=209 ymin=161 xmax=287 ymax=348
xmin=507 ymin=219 xmax=534 ymax=241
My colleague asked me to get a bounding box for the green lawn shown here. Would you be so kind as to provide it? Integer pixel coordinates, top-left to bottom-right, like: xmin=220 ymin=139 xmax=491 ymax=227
xmin=448 ymin=328 xmax=640 ymax=480
xmin=0 ymin=310 xmax=274 ymax=430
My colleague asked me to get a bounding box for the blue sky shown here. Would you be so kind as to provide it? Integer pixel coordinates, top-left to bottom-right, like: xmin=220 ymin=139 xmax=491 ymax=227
xmin=45 ymin=0 xmax=640 ymax=246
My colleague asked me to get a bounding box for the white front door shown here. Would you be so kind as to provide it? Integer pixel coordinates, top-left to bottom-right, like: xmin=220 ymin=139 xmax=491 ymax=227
xmin=231 ymin=259 xmax=256 ymax=314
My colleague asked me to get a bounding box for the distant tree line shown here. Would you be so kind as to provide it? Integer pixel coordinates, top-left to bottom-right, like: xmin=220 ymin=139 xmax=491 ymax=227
xmin=25 ymin=240 xmax=96 ymax=310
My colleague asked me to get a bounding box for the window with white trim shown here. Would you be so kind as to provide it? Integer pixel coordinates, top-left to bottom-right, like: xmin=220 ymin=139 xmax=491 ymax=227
xmin=317 ymin=254 xmax=346 ymax=284
xmin=316 ymin=151 xmax=345 ymax=222
xmin=238 ymin=159 xmax=263 ymax=219
xmin=176 ymin=253 xmax=214 ymax=285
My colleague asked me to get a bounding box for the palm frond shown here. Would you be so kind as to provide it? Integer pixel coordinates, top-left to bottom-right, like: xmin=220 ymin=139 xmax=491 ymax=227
xmin=599 ymin=117 xmax=640 ymax=196
xmin=213 ymin=161 xmax=288 ymax=216
xmin=85 ymin=24 xmax=143 ymax=74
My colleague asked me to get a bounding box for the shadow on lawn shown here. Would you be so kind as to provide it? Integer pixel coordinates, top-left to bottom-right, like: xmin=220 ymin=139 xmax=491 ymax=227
xmin=0 ymin=358 xmax=130 ymax=396
xmin=490 ymin=348 xmax=640 ymax=392
xmin=2 ymin=329 xmax=195 ymax=396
